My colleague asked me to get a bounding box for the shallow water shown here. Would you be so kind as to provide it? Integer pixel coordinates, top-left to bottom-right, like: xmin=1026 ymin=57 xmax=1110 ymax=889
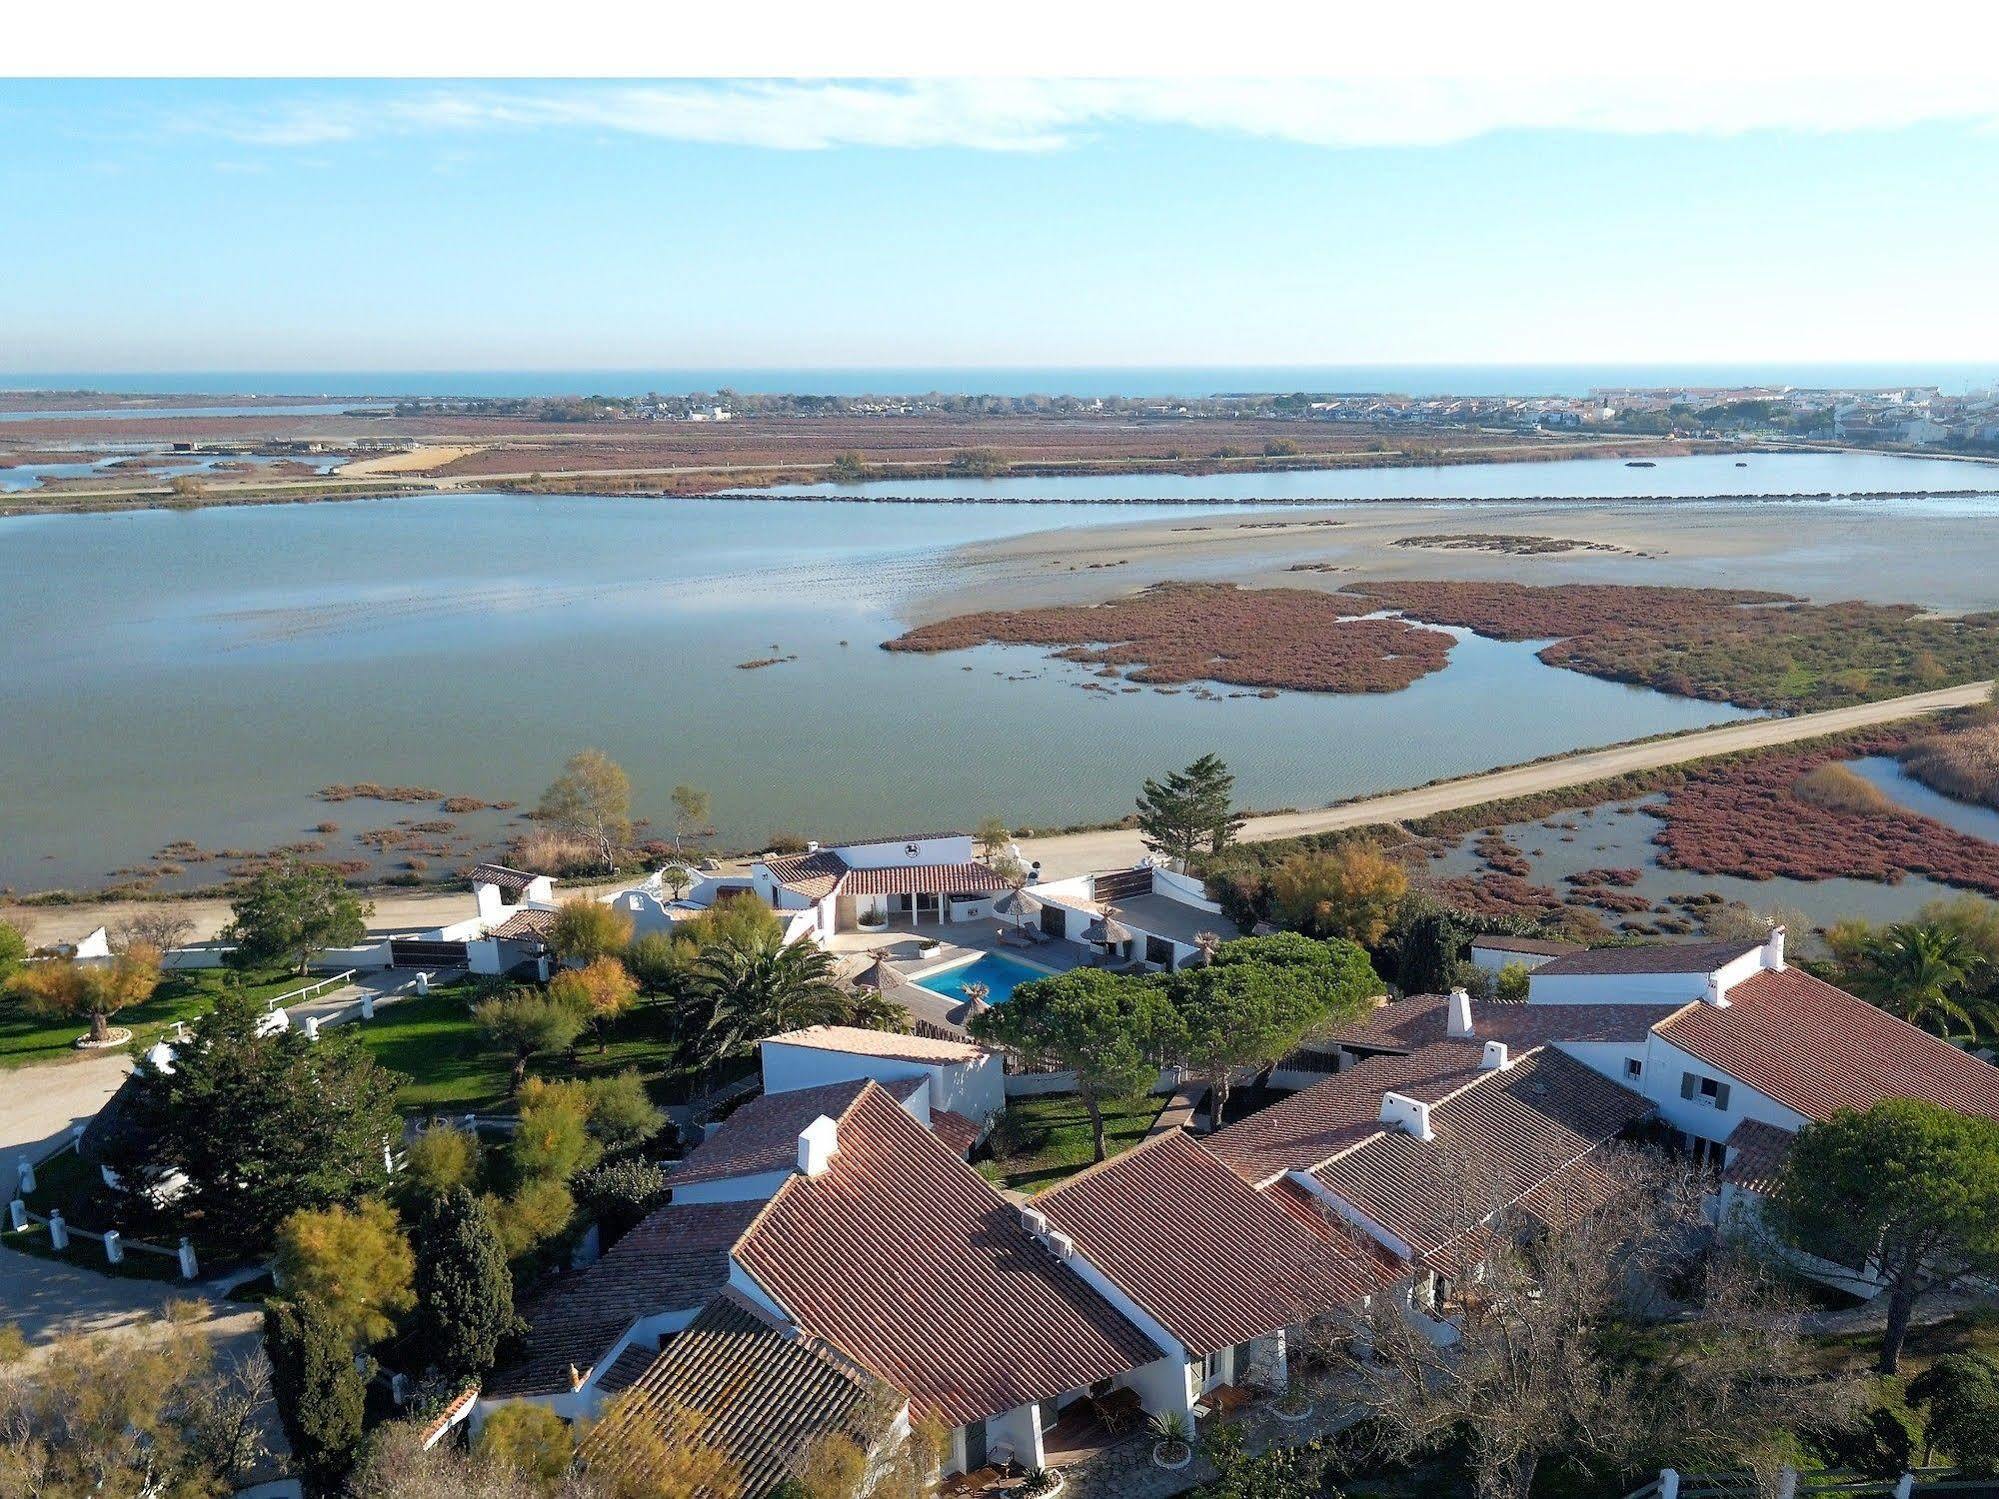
xmin=1428 ymin=766 xmax=1998 ymax=937
xmin=0 ymin=485 xmax=1757 ymax=890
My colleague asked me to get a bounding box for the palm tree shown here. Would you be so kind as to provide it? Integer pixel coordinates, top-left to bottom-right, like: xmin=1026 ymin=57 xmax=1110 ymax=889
xmin=1857 ymin=922 xmax=1986 ymax=1038
xmin=1194 ymin=931 xmax=1222 ymax=968
xmin=689 ymin=931 xmax=849 ymax=1068
xmin=846 ymin=981 xmax=911 ymax=1033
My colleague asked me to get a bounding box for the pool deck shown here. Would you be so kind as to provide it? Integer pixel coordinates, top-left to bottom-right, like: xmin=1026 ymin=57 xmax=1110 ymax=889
xmin=830 ymin=919 xmax=1086 ymax=1035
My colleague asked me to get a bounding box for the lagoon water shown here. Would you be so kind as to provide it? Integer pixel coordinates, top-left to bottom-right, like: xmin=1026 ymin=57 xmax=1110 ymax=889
xmin=1 ymin=450 xmax=1993 ymax=892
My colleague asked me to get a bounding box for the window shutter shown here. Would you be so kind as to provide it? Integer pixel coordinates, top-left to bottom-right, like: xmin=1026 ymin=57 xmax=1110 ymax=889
xmin=1680 ymin=1072 xmax=1697 ymax=1100
xmin=1714 ymin=1082 xmax=1731 ymax=1110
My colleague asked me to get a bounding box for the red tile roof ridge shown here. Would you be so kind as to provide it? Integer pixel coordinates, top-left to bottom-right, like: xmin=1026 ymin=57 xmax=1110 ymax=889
xmin=1304 ymin=1042 xmax=1559 ymax=1174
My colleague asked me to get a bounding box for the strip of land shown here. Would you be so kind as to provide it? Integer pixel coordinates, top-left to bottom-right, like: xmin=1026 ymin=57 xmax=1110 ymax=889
xmin=1015 ymin=679 xmax=1994 ymax=876
xmin=11 ymin=679 xmax=1987 ymax=949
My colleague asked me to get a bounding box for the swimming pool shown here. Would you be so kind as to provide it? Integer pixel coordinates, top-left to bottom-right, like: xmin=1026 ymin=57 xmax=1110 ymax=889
xmin=911 ymin=953 xmax=1053 ymax=1006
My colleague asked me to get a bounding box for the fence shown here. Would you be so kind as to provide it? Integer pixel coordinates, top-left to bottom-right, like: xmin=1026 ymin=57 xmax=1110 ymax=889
xmin=262 ymin=969 xmax=357 ymax=1012
xmin=8 ymin=1129 xmax=202 ymax=1279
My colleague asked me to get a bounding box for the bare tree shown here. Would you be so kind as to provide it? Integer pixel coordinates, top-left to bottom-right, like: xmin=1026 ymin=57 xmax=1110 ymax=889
xmin=113 ymin=906 xmax=197 ymax=956
xmin=1309 ymin=1150 xmax=1861 ymax=1499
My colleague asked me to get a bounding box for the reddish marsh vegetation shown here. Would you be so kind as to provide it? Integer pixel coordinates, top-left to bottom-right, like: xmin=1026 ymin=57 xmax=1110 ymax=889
xmin=1650 ymin=736 xmax=1999 ymax=895
xmin=1342 ymin=581 xmax=1999 ymax=711
xmin=884 ymin=582 xmax=1455 ymax=693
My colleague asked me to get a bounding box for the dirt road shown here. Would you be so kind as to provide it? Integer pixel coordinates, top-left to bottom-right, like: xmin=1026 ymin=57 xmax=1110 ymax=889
xmin=1017 ymin=679 xmax=1993 ymax=876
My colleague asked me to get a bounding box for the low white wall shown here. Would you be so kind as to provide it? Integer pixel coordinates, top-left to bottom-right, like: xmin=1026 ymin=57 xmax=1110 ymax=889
xmin=982 ymin=1402 xmax=1046 ymax=1470
xmin=314 ymin=941 xmax=394 ymax=971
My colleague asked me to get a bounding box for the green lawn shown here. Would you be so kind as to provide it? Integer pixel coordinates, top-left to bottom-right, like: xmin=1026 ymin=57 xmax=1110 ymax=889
xmin=0 ymin=963 xmax=309 ymax=1070
xmin=976 ymin=1093 xmax=1169 ymax=1194
xmin=356 ymin=987 xmax=702 ymax=1114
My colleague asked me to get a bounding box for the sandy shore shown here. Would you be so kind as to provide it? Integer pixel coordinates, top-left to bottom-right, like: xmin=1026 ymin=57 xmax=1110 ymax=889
xmin=917 ymin=493 xmax=1999 ymax=619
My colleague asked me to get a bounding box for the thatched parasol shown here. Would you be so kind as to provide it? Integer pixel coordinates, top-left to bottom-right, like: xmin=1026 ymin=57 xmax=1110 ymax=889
xmin=995 ymin=886 xmax=1043 ymax=928
xmin=870 ymin=948 xmax=908 ymax=992
xmin=1083 ymin=905 xmax=1134 ymax=949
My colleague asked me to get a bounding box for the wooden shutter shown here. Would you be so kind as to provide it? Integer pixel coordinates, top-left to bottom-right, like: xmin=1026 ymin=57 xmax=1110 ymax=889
xmin=1713 ymin=1082 xmax=1731 ymax=1110
xmin=1680 ymin=1071 xmax=1697 ymax=1100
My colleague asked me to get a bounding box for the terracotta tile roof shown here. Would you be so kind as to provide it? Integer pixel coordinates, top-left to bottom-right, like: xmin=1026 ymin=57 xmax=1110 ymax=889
xmin=416 ymin=1385 xmax=478 ymax=1449
xmin=1037 ymin=1132 xmax=1381 ymax=1353
xmin=1532 ymin=938 xmax=1762 ymax=977
xmin=1309 ymin=1048 xmax=1654 ymax=1263
xmin=1469 ymin=935 xmax=1582 ymax=957
xmin=1658 ymin=967 xmax=1999 ymax=1124
xmin=733 ymin=1084 xmax=1159 ymax=1425
xmin=763 ymin=1024 xmax=988 ymax=1065
xmin=669 ymin=1081 xmax=873 ymax=1189
xmin=761 ymin=849 xmax=849 ymax=899
xmin=471 ymin=863 xmax=539 ymax=895
xmin=488 ymin=907 xmax=559 ymax=941
xmin=1208 ymin=1043 xmax=1512 ymax=1187
xmin=580 ymin=1292 xmax=886 ymax=1499
xmin=840 ymin=863 xmax=1012 ymax=896
xmin=484 ymin=1199 xmax=763 ymax=1398
xmin=593 ymin=1344 xmax=657 ymax=1394
xmin=1262 ymin=1177 xmax=1411 ymax=1300
xmin=930 ymin=1108 xmax=982 ymax=1158
xmin=1325 ymin=992 xmax=1680 ymax=1055
xmin=1722 ymin=1118 xmax=1797 ymax=1196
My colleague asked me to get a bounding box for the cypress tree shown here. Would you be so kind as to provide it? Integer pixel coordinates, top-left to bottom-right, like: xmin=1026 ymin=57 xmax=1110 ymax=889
xmin=264 ymin=1295 xmax=366 ymax=1496
xmin=414 ymin=1186 xmax=521 ymax=1380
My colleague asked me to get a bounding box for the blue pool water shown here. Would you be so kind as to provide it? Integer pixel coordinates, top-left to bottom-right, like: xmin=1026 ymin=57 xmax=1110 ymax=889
xmin=912 ymin=953 xmax=1053 ymax=1006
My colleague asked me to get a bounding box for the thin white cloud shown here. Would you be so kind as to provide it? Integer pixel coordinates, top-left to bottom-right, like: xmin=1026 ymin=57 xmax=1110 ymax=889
xmin=186 ymin=77 xmax=1999 ymax=154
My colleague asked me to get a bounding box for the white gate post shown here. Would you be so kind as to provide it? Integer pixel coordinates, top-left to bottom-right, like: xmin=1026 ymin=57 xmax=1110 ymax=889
xmin=103 ymin=1229 xmax=124 ymax=1265
xmin=416 ymin=971 xmax=430 ymax=996
xmin=7 ymin=1199 xmax=27 ymax=1231
xmin=303 ymin=1015 xmax=322 ymax=1040
xmin=1658 ymin=1471 xmax=1680 ymax=1499
xmin=178 ymin=1236 xmax=200 ymax=1280
xmin=1776 ymin=1467 xmax=1799 ymax=1499
xmin=360 ymin=991 xmax=375 ymax=1019
xmin=47 ymin=1211 xmax=69 ymax=1251
xmin=16 ymin=1157 xmax=34 ymax=1195
xmin=1893 ymin=1475 xmax=1915 ymax=1499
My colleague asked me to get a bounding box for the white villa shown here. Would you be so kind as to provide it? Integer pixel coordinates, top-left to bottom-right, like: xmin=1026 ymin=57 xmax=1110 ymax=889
xmin=1025 ymin=859 xmax=1229 ymax=970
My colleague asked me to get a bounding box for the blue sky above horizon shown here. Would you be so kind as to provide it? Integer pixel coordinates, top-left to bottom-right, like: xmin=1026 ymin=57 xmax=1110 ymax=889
xmin=6 ymin=79 xmax=1999 ymax=371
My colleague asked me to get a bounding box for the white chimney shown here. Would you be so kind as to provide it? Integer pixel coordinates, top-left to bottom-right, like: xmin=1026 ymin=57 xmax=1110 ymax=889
xmin=1480 ymin=1040 xmax=1511 ymax=1072
xmin=1446 ymin=988 xmax=1474 ymax=1039
xmin=1703 ymin=973 xmax=1730 ymax=1009
xmin=806 ymin=840 xmax=821 ymax=853
xmin=1379 ymin=1091 xmax=1435 ymax=1142
xmin=1762 ymin=926 xmax=1786 ymax=971
xmin=797 ymin=1115 xmax=839 ymax=1178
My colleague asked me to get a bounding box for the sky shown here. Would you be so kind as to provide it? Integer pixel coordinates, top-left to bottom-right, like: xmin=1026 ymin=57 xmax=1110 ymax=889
xmin=4 ymin=77 xmax=1999 ymax=372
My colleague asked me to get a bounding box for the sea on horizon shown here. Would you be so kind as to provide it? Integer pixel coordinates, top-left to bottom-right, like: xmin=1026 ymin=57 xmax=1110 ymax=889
xmin=2 ymin=362 xmax=1995 ymax=402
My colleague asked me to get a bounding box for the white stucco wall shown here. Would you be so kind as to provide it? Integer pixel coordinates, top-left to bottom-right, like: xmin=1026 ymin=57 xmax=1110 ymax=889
xmin=1640 ymin=1032 xmax=1808 ymax=1144
xmin=760 ymin=1041 xmax=1005 ymax=1124
xmin=671 ymin=1168 xmax=796 ymax=1205
xmin=837 ymin=834 xmax=975 ymax=870
xmin=1468 ymin=944 xmax=1563 ymax=975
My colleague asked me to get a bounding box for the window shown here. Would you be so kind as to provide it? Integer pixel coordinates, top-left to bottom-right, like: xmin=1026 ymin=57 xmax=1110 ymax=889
xmin=1623 ymin=1057 xmax=1643 ymax=1081
xmin=1680 ymin=1071 xmax=1731 ymax=1110
xmin=1145 ymin=934 xmax=1174 ymax=968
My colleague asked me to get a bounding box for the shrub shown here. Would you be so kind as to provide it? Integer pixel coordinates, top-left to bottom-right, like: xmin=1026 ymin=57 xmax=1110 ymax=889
xmin=1903 ymin=721 xmax=1999 ymax=810
xmin=402 ymin=1123 xmax=480 ymax=1201
xmin=1793 ymin=762 xmax=1894 ymax=814
xmin=574 ymin=1158 xmax=672 ymax=1243
xmin=272 ymin=1199 xmax=415 ymax=1349
xmin=1496 ymin=961 xmax=1531 ymax=1003
xmin=476 ymin=1401 xmax=573 ymax=1482
xmin=264 ymin=1296 xmax=367 ymax=1494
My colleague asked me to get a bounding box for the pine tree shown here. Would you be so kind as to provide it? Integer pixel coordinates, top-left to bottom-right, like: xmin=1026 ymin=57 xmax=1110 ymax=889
xmin=264 ymin=1296 xmax=366 ymax=1496
xmin=413 ymin=1188 xmax=521 ymax=1380
xmin=1136 ymin=752 xmax=1244 ymax=867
